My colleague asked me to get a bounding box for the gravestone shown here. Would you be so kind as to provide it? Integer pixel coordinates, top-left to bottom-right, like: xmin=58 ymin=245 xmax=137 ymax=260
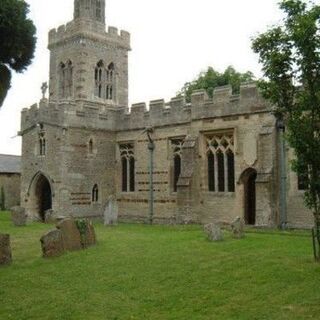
xmin=10 ymin=206 xmax=27 ymax=226
xmin=40 ymin=230 xmax=64 ymax=258
xmin=104 ymin=195 xmax=118 ymax=225
xmin=204 ymin=223 xmax=224 ymax=241
xmin=0 ymin=234 xmax=12 ymax=265
xmin=231 ymin=217 xmax=245 ymax=239
xmin=80 ymin=220 xmax=97 ymax=248
xmin=56 ymin=219 xmax=82 ymax=251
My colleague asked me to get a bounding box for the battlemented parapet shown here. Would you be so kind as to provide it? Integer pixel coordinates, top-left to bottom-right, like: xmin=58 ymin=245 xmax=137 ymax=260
xmin=116 ymin=83 xmax=270 ymax=131
xmin=20 ymin=84 xmax=270 ymax=136
xmin=20 ymin=99 xmax=121 ymax=135
xmin=48 ymin=21 xmax=130 ymax=50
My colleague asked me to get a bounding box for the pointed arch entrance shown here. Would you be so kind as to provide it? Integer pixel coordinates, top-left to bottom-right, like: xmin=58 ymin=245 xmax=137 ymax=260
xmin=28 ymin=173 xmax=53 ymax=221
xmin=240 ymin=168 xmax=257 ymax=225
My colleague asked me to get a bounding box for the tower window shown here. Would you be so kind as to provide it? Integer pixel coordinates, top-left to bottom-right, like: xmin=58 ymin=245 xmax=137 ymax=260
xmin=89 ymin=139 xmax=93 ymax=154
xmin=120 ymin=143 xmax=135 ymax=192
xmin=59 ymin=61 xmax=73 ymax=99
xmin=39 ymin=137 xmax=46 ymax=156
xmin=92 ymin=184 xmax=99 ymax=202
xmin=206 ymin=133 xmax=235 ymax=193
xmin=94 ymin=61 xmax=115 ymax=101
xmin=96 ymin=0 xmax=101 ymax=20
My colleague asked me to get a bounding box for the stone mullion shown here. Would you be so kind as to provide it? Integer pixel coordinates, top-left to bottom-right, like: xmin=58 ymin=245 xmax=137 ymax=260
xmin=224 ymin=151 xmax=228 ymax=192
xmin=126 ymin=157 xmax=130 ymax=192
xmin=214 ymin=152 xmax=218 ymax=192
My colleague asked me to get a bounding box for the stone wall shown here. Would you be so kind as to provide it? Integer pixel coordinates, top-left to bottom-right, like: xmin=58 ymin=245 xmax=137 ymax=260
xmin=0 ymin=173 xmax=20 ymax=209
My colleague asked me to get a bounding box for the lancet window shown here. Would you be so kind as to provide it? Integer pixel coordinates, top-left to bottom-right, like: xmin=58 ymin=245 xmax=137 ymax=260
xmin=297 ymin=165 xmax=308 ymax=191
xmin=89 ymin=139 xmax=94 ymax=154
xmin=39 ymin=137 xmax=46 ymax=156
xmin=59 ymin=61 xmax=73 ymax=99
xmin=92 ymin=184 xmax=99 ymax=202
xmin=96 ymin=0 xmax=102 ymax=20
xmin=120 ymin=144 xmax=135 ymax=192
xmin=171 ymin=139 xmax=184 ymax=192
xmin=206 ymin=133 xmax=235 ymax=192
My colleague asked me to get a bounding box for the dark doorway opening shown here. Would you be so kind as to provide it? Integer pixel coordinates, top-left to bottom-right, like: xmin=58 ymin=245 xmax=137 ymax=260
xmin=35 ymin=175 xmax=52 ymax=221
xmin=241 ymin=168 xmax=257 ymax=225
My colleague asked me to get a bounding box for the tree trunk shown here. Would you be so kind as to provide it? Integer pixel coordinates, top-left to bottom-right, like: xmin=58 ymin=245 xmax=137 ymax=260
xmin=313 ymin=213 xmax=320 ymax=262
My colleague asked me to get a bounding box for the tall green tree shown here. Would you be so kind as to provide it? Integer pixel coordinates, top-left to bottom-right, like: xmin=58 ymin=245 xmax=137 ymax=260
xmin=252 ymin=0 xmax=320 ymax=260
xmin=0 ymin=0 xmax=36 ymax=107
xmin=177 ymin=66 xmax=254 ymax=102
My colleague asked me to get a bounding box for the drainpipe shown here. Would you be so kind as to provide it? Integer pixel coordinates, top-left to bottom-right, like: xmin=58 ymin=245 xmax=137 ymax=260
xmin=148 ymin=140 xmax=155 ymax=224
xmin=143 ymin=127 xmax=155 ymax=225
xmin=277 ymin=118 xmax=287 ymax=229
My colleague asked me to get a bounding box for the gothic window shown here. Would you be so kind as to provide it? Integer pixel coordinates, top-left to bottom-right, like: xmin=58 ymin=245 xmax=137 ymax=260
xmin=95 ymin=60 xmax=104 ymax=98
xmin=74 ymin=0 xmax=80 ymax=18
xmin=39 ymin=137 xmax=46 ymax=156
xmin=120 ymin=143 xmax=135 ymax=192
xmin=59 ymin=61 xmax=73 ymax=99
xmin=171 ymin=139 xmax=184 ymax=192
xmin=207 ymin=152 xmax=215 ymax=191
xmin=94 ymin=61 xmax=115 ymax=100
xmin=92 ymin=184 xmax=99 ymax=202
xmin=206 ymin=133 xmax=235 ymax=193
xmin=297 ymin=164 xmax=308 ymax=191
xmin=89 ymin=139 xmax=93 ymax=154
xmin=96 ymin=0 xmax=102 ymax=20
xmin=106 ymin=63 xmax=115 ymax=100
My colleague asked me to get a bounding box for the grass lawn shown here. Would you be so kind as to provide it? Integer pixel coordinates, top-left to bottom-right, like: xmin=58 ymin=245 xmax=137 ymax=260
xmin=0 ymin=211 xmax=320 ymax=320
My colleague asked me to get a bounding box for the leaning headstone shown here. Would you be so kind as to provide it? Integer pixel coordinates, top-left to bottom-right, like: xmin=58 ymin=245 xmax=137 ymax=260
xmin=204 ymin=223 xmax=224 ymax=241
xmin=10 ymin=206 xmax=27 ymax=226
xmin=0 ymin=234 xmax=12 ymax=265
xmin=56 ymin=219 xmax=82 ymax=251
xmin=40 ymin=230 xmax=64 ymax=258
xmin=79 ymin=220 xmax=97 ymax=248
xmin=104 ymin=195 xmax=118 ymax=225
xmin=231 ymin=217 xmax=245 ymax=239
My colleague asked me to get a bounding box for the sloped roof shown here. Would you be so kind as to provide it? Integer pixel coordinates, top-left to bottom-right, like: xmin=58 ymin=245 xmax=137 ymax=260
xmin=0 ymin=154 xmax=21 ymax=174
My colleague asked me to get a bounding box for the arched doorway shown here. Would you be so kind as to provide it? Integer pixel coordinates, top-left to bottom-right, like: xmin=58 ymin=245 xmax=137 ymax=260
xmin=35 ymin=174 xmax=52 ymax=221
xmin=240 ymin=168 xmax=257 ymax=225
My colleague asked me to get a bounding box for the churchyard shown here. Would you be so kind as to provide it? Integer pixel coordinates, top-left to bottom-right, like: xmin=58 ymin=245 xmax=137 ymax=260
xmin=1 ymin=211 xmax=320 ymax=320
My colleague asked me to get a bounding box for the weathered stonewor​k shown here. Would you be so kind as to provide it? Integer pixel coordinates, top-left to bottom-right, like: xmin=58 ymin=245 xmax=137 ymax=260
xmin=10 ymin=206 xmax=27 ymax=226
xmin=0 ymin=234 xmax=12 ymax=265
xmin=40 ymin=229 xmax=64 ymax=258
xmin=19 ymin=0 xmax=314 ymax=229
xmin=56 ymin=219 xmax=82 ymax=251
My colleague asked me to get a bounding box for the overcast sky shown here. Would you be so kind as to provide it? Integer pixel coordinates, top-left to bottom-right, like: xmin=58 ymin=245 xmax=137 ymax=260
xmin=0 ymin=0 xmax=283 ymax=156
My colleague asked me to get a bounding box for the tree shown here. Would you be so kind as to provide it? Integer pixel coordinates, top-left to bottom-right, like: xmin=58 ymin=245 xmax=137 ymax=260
xmin=0 ymin=0 xmax=36 ymax=107
xmin=252 ymin=0 xmax=320 ymax=260
xmin=177 ymin=66 xmax=254 ymax=102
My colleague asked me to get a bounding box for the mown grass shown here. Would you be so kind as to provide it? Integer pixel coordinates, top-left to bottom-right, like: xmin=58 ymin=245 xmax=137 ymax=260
xmin=0 ymin=211 xmax=320 ymax=320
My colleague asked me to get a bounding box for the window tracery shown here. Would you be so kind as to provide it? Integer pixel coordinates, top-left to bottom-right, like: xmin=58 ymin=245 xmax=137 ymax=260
xmin=120 ymin=143 xmax=135 ymax=192
xmin=94 ymin=61 xmax=115 ymax=100
xmin=206 ymin=133 xmax=235 ymax=192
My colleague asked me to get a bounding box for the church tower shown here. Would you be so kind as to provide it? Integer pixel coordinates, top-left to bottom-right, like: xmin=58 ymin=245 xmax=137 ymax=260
xmin=48 ymin=0 xmax=130 ymax=107
xmin=74 ymin=0 xmax=106 ymax=24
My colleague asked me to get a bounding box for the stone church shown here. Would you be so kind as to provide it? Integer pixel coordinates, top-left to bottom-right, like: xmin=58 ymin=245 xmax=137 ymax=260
xmin=19 ymin=0 xmax=312 ymax=228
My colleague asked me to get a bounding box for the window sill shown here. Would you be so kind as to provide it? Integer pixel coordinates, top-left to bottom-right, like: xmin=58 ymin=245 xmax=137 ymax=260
xmin=201 ymin=191 xmax=236 ymax=198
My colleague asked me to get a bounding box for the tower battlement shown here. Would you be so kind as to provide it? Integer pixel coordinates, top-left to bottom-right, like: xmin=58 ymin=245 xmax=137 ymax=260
xmin=48 ymin=22 xmax=130 ymax=50
xmin=20 ymin=84 xmax=270 ymax=135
